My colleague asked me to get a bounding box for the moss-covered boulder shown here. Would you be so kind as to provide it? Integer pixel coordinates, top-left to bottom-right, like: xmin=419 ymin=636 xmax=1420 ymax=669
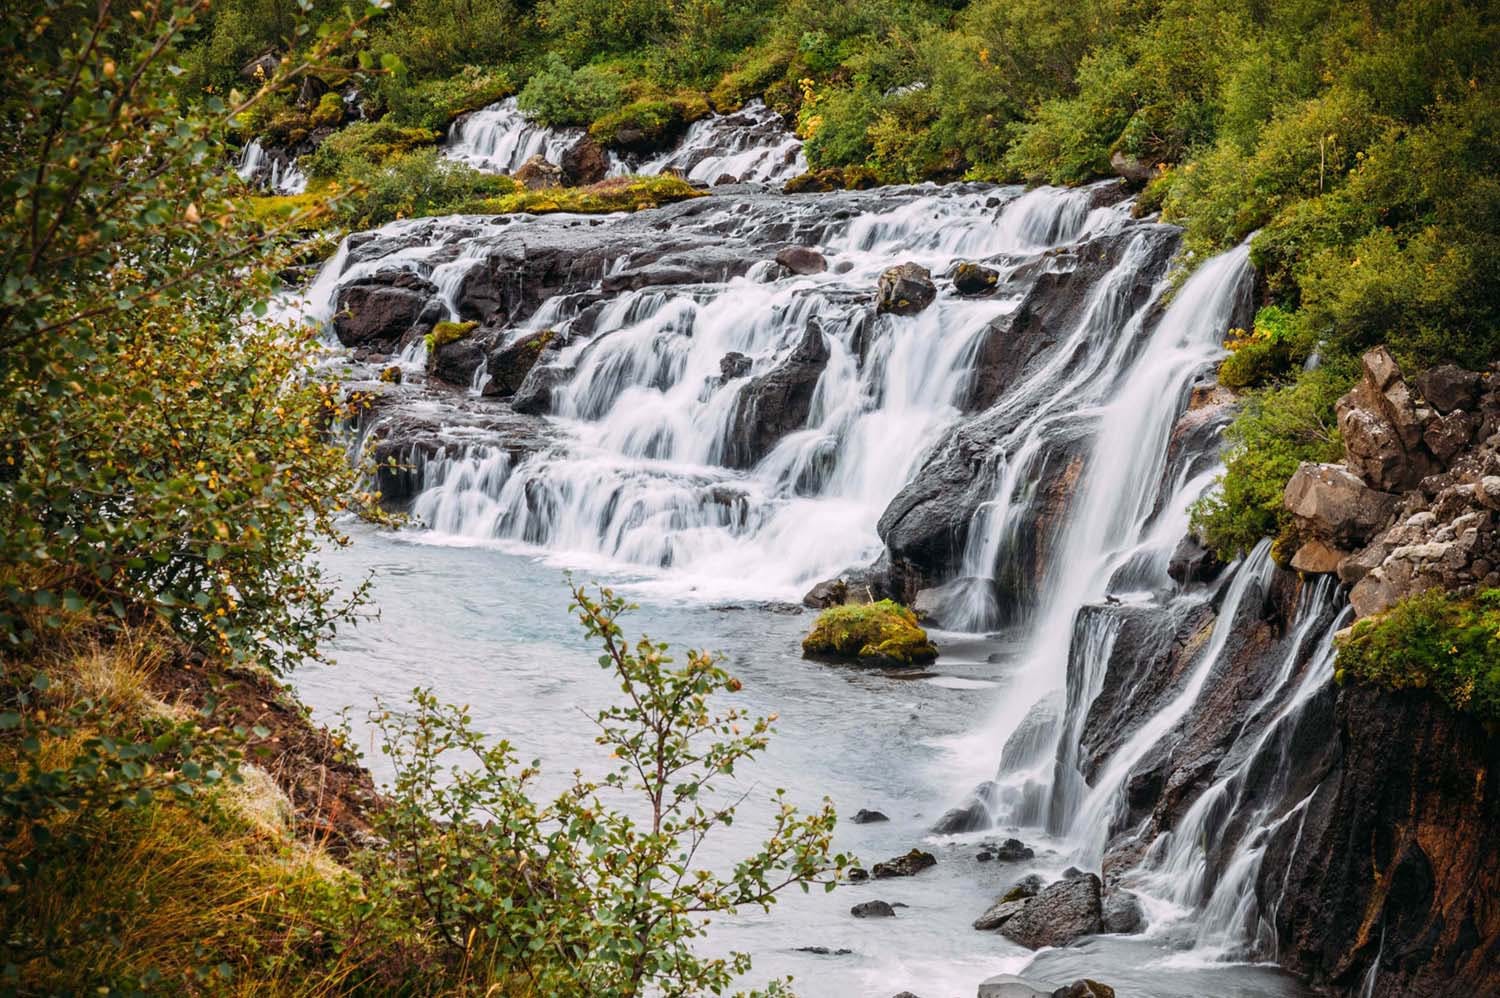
xmin=426 ymin=320 xmax=477 ymax=350
xmin=801 ymin=599 xmax=938 ymax=665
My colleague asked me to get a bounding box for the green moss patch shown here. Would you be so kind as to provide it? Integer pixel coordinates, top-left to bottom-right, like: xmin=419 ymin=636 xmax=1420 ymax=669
xmin=1336 ymin=588 xmax=1500 ymax=726
xmin=473 ymin=175 xmax=704 ymax=216
xmin=426 ymin=320 xmax=478 ymax=350
xmin=802 ymin=599 xmax=938 ymax=665
xmin=588 ymin=95 xmax=711 ymax=153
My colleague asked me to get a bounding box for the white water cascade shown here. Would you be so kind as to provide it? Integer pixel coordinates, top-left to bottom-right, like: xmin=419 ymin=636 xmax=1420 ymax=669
xmin=619 ymin=100 xmax=806 ymax=184
xmin=309 ymin=184 xmax=1162 ymax=601
xmin=236 ymin=138 xmax=308 ymax=194
xmin=444 ymin=97 xmax=586 ymax=174
xmin=444 ymin=98 xmax=805 ymax=185
xmin=963 ymin=243 xmax=1255 ymax=831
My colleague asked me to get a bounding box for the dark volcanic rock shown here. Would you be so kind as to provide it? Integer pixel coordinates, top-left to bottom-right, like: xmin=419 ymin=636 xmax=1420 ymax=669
xmin=931 ymin=782 xmax=999 ymax=834
xmin=851 ymin=899 xmax=897 ymax=918
xmin=427 ymin=327 xmax=495 ymax=387
xmin=353 ymin=387 xmax=553 ymax=504
xmin=872 ymin=849 xmax=937 ymax=879
xmin=333 ymin=273 xmax=439 ymax=350
xmin=559 ymin=135 xmax=608 ymax=186
xmin=1101 ymin=890 xmax=1144 ymax=934
xmin=952 ymin=261 xmax=999 ymax=295
xmin=1168 ymin=534 xmax=1221 ymax=585
xmin=1259 ymin=684 xmax=1500 ymax=998
xmin=719 ymin=351 xmax=752 ymax=381
xmin=973 ymin=897 xmax=1031 ymax=931
xmin=852 ymin=808 xmax=890 ymax=824
xmin=482 ymin=329 xmax=556 ymax=398
xmin=1051 ymin=981 xmax=1115 ymax=998
xmin=511 ymin=364 xmax=572 ymax=415
xmin=723 ymin=320 xmax=829 ymax=469
xmin=998 ymin=874 xmax=1104 ymax=949
xmin=876 ymin=262 xmax=937 ymax=315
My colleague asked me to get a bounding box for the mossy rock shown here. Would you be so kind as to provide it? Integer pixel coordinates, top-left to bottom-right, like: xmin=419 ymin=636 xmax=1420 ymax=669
xmin=801 ymin=599 xmax=938 ymax=665
xmin=588 ymin=95 xmax=711 ymax=155
xmin=426 ymin=320 xmax=477 ymax=350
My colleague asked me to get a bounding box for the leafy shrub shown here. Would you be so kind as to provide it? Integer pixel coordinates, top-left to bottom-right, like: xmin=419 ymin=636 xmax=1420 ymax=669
xmin=303 ymin=120 xmax=441 ymax=179
xmin=1217 ymin=305 xmax=1312 ymax=390
xmin=800 ymin=83 xmax=881 ymax=169
xmin=367 ymin=583 xmax=849 ymax=995
xmin=1190 ymin=365 xmax=1352 ymax=562
xmin=332 ymin=149 xmax=517 ymax=228
xmin=516 ymin=54 xmax=625 ymax=128
xmin=380 ymin=65 xmax=514 ymax=130
xmin=588 ymin=94 xmax=712 ymax=152
xmin=1336 ymin=588 xmax=1500 ymax=725
xmin=801 ymin=600 xmax=938 ymax=664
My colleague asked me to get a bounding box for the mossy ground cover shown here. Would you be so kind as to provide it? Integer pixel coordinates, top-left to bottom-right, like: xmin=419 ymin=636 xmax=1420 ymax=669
xmin=802 ymin=599 xmax=938 ymax=665
xmin=1336 ymin=588 xmax=1500 ymax=727
xmin=473 ymin=175 xmax=705 ymax=215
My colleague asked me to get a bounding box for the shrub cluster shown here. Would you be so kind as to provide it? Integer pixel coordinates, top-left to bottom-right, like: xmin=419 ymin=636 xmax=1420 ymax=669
xmin=1336 ymin=588 xmax=1500 ymax=726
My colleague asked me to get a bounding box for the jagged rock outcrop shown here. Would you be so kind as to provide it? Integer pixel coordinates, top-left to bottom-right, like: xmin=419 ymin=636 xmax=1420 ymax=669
xmin=558 ymin=135 xmax=608 ymax=186
xmin=332 ymin=271 xmax=441 ymax=351
xmin=722 ymin=320 xmax=828 ymax=469
xmin=514 ymin=154 xmax=565 ymax=190
xmin=482 ymin=329 xmax=555 ymax=398
xmin=1283 ymin=348 xmax=1500 ymax=617
xmin=1258 ymin=684 xmax=1500 ymax=998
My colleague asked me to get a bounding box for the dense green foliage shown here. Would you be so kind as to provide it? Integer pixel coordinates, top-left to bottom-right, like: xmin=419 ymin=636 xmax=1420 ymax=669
xmin=802 ymin=600 xmax=938 ymax=664
xmin=1336 ymin=588 xmax=1500 ymax=726
xmin=1190 ymin=366 xmax=1351 ymax=561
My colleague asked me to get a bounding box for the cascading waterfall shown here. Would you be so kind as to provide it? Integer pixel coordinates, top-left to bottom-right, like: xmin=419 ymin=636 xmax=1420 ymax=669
xmin=966 ymin=243 xmax=1254 ymax=832
xmin=236 ymin=138 xmax=308 ymax=194
xmin=303 ymin=178 xmax=1359 ymax=981
xmin=331 ymin=186 xmax=1153 ymax=599
xmin=619 ymin=101 xmax=807 ymax=184
xmin=444 ymin=98 xmax=805 ymax=185
xmin=444 ymin=98 xmax=585 ymax=174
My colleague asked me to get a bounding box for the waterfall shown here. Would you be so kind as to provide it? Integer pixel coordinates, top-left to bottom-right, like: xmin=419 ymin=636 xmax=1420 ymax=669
xmin=620 ymin=101 xmax=807 ymax=185
xmin=444 ymin=98 xmax=585 ymax=174
xmin=237 ymin=138 xmax=308 ymax=194
xmin=965 ymin=243 xmax=1253 ymax=832
xmin=444 ymin=98 xmax=804 ymax=185
xmin=326 ymin=185 xmax=1160 ymax=600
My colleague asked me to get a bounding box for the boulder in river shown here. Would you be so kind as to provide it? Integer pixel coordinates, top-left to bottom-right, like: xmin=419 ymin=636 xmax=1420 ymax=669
xmin=997 ymin=873 xmax=1103 ymax=949
xmin=852 ymin=808 xmax=890 ymax=824
xmin=952 ymin=262 xmax=999 ymax=296
xmin=1051 ymin=981 xmax=1115 ymax=998
xmin=877 ymin=262 xmax=937 ymax=315
xmin=776 ymin=245 xmax=828 ymax=275
xmin=801 ymin=600 xmax=937 ymax=666
xmin=871 ymin=848 xmax=937 ymax=879
xmin=514 ymin=154 xmax=564 ymax=190
xmin=931 ymin=782 xmax=999 ymax=834
xmin=851 ymin=899 xmax=897 ymax=918
xmin=1100 ymin=889 xmax=1144 ymax=934
xmin=972 ymin=897 xmax=1031 ymax=931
